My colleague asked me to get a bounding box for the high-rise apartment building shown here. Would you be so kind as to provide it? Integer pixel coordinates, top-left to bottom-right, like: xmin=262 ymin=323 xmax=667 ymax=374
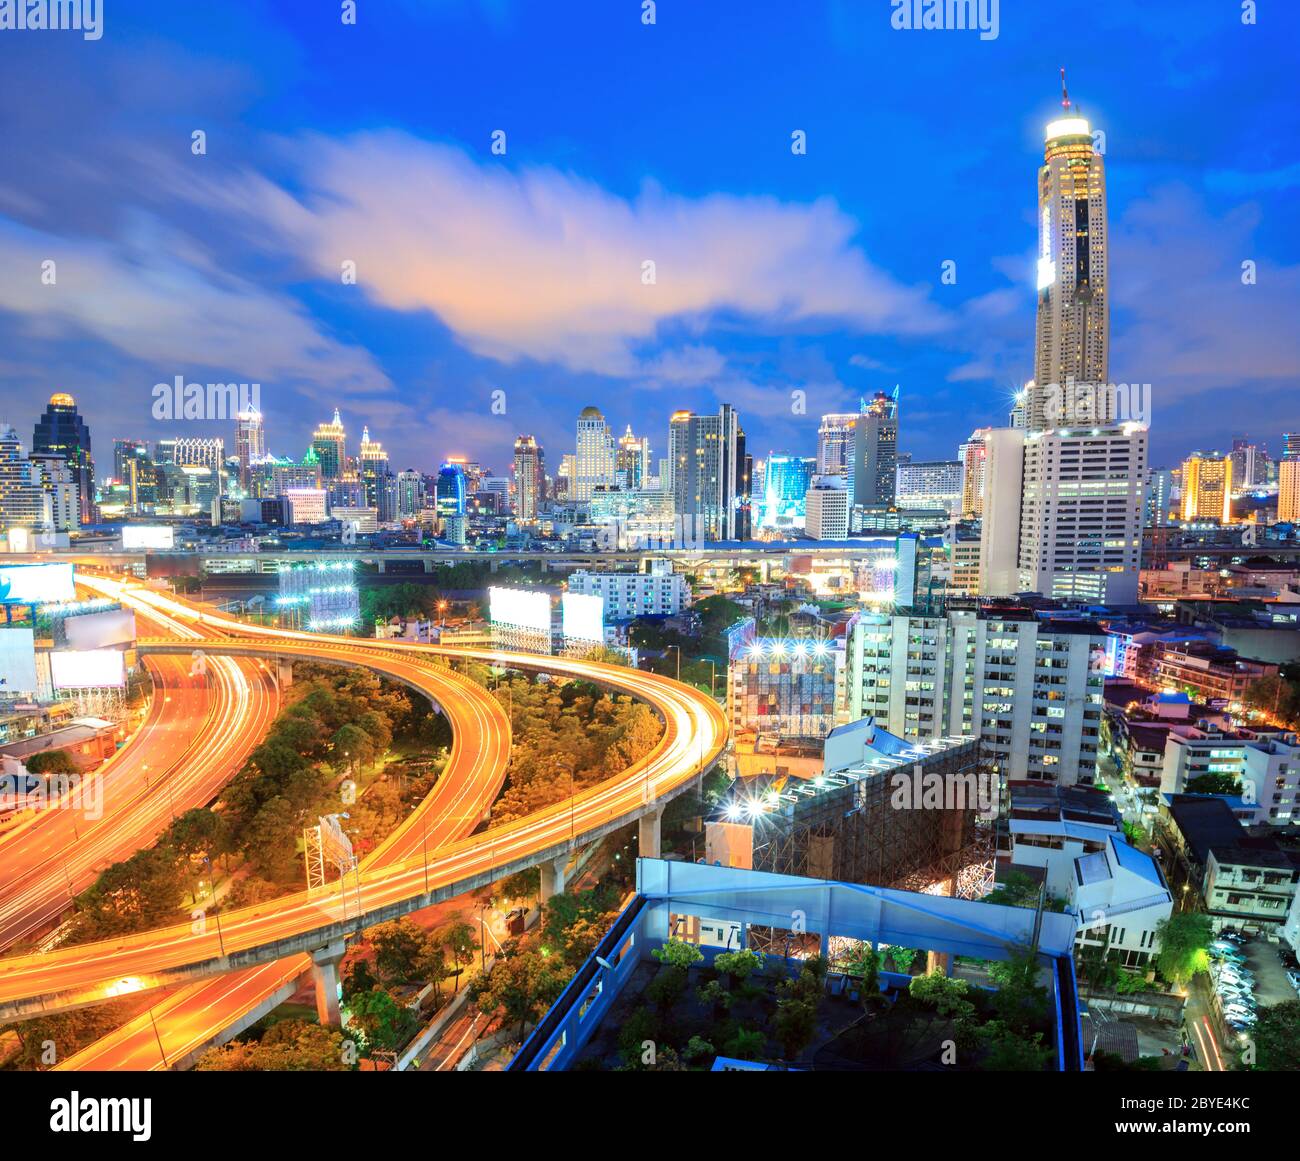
xmin=1028 ymin=83 xmax=1109 ymax=431
xmin=357 ymin=427 xmax=394 ymax=521
xmin=804 ymin=476 xmax=850 ymax=540
xmin=896 ymin=460 xmax=963 ymax=514
xmin=32 ymin=392 xmax=95 ymax=525
xmin=395 ymin=468 xmax=424 ymax=518
xmin=513 ymin=434 xmax=544 ymax=520
xmin=845 ymin=604 xmax=1106 ymax=785
xmin=668 ymin=404 xmax=750 ymax=541
xmin=817 ymin=413 xmax=858 ymax=479
xmin=1180 ymin=453 xmax=1233 ymax=523
xmin=615 ymin=426 xmax=649 ymax=491
xmin=173 ymin=438 xmax=225 ymax=472
xmin=574 ymin=407 xmax=616 ymax=503
xmin=311 ymin=409 xmax=347 ymax=481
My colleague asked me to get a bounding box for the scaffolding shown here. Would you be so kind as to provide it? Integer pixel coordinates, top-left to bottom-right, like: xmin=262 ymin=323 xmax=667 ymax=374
xmin=753 ymin=739 xmax=994 ymax=894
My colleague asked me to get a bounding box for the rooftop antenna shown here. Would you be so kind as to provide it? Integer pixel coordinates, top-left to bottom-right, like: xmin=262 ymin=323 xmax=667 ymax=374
xmin=1060 ymin=67 xmax=1071 ymax=111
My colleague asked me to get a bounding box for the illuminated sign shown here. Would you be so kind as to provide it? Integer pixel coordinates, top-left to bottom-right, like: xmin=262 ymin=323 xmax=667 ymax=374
xmin=562 ymin=592 xmax=605 ymax=642
xmin=50 ymin=650 xmax=126 ymax=689
xmin=0 ymin=563 xmax=75 ymax=604
xmin=0 ymin=628 xmax=39 ymax=693
xmin=121 ymin=525 xmax=176 ymax=550
xmin=488 ymin=586 xmax=551 ymax=633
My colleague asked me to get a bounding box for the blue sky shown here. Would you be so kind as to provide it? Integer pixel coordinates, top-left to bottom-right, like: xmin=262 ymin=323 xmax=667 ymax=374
xmin=0 ymin=0 xmax=1296 ymax=477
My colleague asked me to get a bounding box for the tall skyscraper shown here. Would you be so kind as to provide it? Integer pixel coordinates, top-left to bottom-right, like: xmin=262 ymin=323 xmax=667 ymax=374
xmin=513 ymin=434 xmax=544 ymax=521
xmin=32 ymin=392 xmax=95 ymax=525
xmin=816 ymin=413 xmax=857 ymax=479
xmin=760 ymin=455 xmax=816 ymax=528
xmin=173 ymin=437 xmax=225 ymax=471
xmin=358 ymin=427 xmax=395 ymax=522
xmin=234 ymin=407 xmax=265 ymax=492
xmin=311 ymin=409 xmax=347 ymax=481
xmin=574 ymin=406 xmax=616 ymax=502
xmin=1145 ymin=467 xmax=1176 ymax=527
xmin=1181 ymin=453 xmax=1233 ymax=523
xmin=1028 ymin=78 xmax=1109 ymax=431
xmin=959 ymin=428 xmax=991 ymax=517
xmin=668 ymin=404 xmax=749 ymax=541
xmin=849 ymin=390 xmax=899 ymax=509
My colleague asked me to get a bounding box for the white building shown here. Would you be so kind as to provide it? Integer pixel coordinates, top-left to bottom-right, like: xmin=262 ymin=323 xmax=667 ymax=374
xmin=567 ymin=566 xmax=689 ymax=620
xmin=816 ymin=413 xmax=857 ymax=479
xmin=283 ymin=487 xmax=328 ymax=526
xmin=574 ymin=406 xmax=616 ymax=503
xmin=845 ymin=605 xmax=1106 ymax=785
xmin=1072 ymin=835 xmax=1173 ymax=968
xmin=895 ymin=460 xmax=963 ymax=515
xmin=804 ymin=476 xmax=849 ymax=540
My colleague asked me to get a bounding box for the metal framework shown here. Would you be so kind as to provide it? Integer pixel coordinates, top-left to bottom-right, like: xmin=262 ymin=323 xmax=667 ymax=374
xmin=754 ymin=739 xmax=993 ymax=894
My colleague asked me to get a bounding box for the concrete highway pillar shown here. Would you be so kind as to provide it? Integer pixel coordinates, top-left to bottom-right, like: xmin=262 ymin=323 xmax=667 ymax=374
xmin=637 ymin=804 xmax=666 ymax=859
xmin=376 ymin=558 xmax=386 ymax=574
xmin=423 ymin=559 xmax=433 ymax=573
xmin=539 ymin=855 xmax=568 ymax=905
xmin=310 ymin=939 xmax=347 ymax=1027
xmin=276 ymin=658 xmax=293 ymax=688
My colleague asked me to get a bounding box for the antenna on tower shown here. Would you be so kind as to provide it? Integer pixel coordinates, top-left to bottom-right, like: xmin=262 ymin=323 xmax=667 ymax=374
xmin=1060 ymin=67 xmax=1071 ymax=111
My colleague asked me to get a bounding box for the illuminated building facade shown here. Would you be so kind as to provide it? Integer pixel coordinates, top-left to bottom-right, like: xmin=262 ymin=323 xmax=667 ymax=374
xmin=1180 ymin=453 xmax=1233 ymax=524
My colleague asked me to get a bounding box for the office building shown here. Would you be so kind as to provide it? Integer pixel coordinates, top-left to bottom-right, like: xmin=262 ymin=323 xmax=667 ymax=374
xmin=234 ymin=408 xmax=265 ymax=492
xmin=816 ymin=412 xmax=857 ymax=479
xmin=31 ymin=392 xmax=95 ymax=525
xmin=849 ymin=391 xmax=898 ymax=509
xmin=804 ymin=476 xmax=850 ymax=540
xmin=0 ymin=425 xmax=46 ymax=530
xmin=958 ymin=428 xmax=990 ymax=517
xmin=896 ymin=460 xmax=963 ymax=515
xmin=668 ymin=404 xmax=750 ymax=541
xmin=1180 ymin=453 xmax=1232 ymax=523
xmin=311 ymin=409 xmax=347 ymax=481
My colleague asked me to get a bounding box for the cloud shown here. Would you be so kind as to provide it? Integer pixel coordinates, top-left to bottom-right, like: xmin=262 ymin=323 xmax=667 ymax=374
xmin=0 ymin=215 xmax=392 ymax=401
xmin=229 ymin=132 xmax=949 ymax=378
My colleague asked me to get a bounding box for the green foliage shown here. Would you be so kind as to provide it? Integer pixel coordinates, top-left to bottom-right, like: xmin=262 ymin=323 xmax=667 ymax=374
xmin=471 ymin=950 xmax=567 ymax=1037
xmin=1252 ymin=1000 xmax=1300 ymax=1071
xmin=713 ymin=949 xmax=761 ymax=985
xmin=344 ymin=988 xmax=418 ymax=1053
xmin=652 ymin=938 xmax=705 ymax=969
xmin=195 ymin=1020 xmax=354 ymax=1071
xmin=886 ymin=946 xmax=919 ymax=974
xmin=977 ymin=1020 xmax=1053 ymax=1071
xmin=1185 ymin=772 xmax=1243 ymax=796
xmin=646 ymin=965 xmax=689 ymax=1012
xmin=908 ymin=972 xmax=976 ymax=1021
xmin=983 ymin=870 xmax=1042 ymax=909
xmin=25 ymin=749 xmax=78 ymax=776
xmin=1154 ymin=911 xmax=1212 ymax=986
xmin=722 ymin=1026 xmax=766 ymax=1061
xmin=986 ymin=946 xmax=1050 ymax=1035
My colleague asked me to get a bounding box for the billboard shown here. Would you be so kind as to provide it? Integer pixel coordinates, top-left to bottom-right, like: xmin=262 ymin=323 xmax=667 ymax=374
xmin=122 ymin=525 xmax=175 ymax=550
xmin=0 ymin=563 xmax=75 ymax=604
xmin=562 ymin=591 xmax=604 ymax=642
xmin=0 ymin=628 xmax=39 ymax=694
xmin=50 ymin=649 xmax=126 ymax=689
xmin=64 ymin=608 xmax=137 ymax=651
xmin=488 ymin=586 xmax=551 ymax=633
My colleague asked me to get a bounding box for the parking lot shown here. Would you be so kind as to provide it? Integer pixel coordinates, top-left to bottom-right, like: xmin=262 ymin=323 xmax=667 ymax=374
xmin=1242 ymin=937 xmax=1299 ymax=1009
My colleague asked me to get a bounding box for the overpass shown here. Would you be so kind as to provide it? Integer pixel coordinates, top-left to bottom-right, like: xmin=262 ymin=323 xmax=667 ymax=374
xmin=0 ymin=588 xmax=728 ymax=1025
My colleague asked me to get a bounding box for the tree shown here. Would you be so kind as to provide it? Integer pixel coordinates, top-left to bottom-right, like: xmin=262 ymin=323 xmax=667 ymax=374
xmin=26 ymin=749 xmax=78 ymax=776
xmin=472 ymin=951 xmax=565 ymax=1037
xmin=909 ymin=972 xmax=975 ymax=1021
xmin=886 ymin=946 xmax=919 ymax=974
xmin=722 ymin=1026 xmax=765 ymax=1061
xmin=436 ymin=919 xmax=478 ymax=991
xmin=67 ymin=843 xmax=186 ymax=942
xmin=987 ymin=947 xmax=1050 ymax=1035
xmin=979 ymin=1020 xmax=1053 ymax=1071
xmin=1185 ymin=772 xmax=1242 ymax=796
xmin=369 ymin=919 xmax=427 ymax=984
xmin=1252 ymin=1000 xmax=1300 ymax=1071
xmin=195 ymin=1020 xmax=354 ymax=1071
xmin=653 ymin=939 xmax=705 ymax=969
xmin=1154 ymin=912 xmax=1212 ymax=986
xmin=347 ymin=988 xmax=416 ymax=1052
xmin=713 ymin=949 xmax=761 ymax=989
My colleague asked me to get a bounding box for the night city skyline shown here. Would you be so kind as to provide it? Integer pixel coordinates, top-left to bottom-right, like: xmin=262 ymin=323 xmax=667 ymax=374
xmin=0 ymin=2 xmax=1297 ymax=473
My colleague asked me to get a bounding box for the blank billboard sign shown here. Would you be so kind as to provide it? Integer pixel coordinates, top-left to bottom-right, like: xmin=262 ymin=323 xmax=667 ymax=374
xmin=0 ymin=563 xmax=75 ymax=604
xmin=50 ymin=650 xmax=126 ymax=689
xmin=64 ymin=608 xmax=137 ymax=650
xmin=122 ymin=525 xmax=175 ymax=550
xmin=0 ymin=628 xmax=39 ymax=693
xmin=489 ymin=586 xmax=551 ymax=633
xmin=562 ymin=592 xmax=604 ymax=641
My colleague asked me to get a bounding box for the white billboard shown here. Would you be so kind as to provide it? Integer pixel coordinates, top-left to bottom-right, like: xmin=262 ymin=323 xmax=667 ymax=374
xmin=562 ymin=591 xmax=604 ymax=642
xmin=50 ymin=649 xmax=126 ymax=689
xmin=65 ymin=608 xmax=137 ymax=650
xmin=121 ymin=525 xmax=176 ymax=550
xmin=0 ymin=563 xmax=75 ymax=604
xmin=488 ymin=586 xmax=551 ymax=633
xmin=0 ymin=628 xmax=39 ymax=694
